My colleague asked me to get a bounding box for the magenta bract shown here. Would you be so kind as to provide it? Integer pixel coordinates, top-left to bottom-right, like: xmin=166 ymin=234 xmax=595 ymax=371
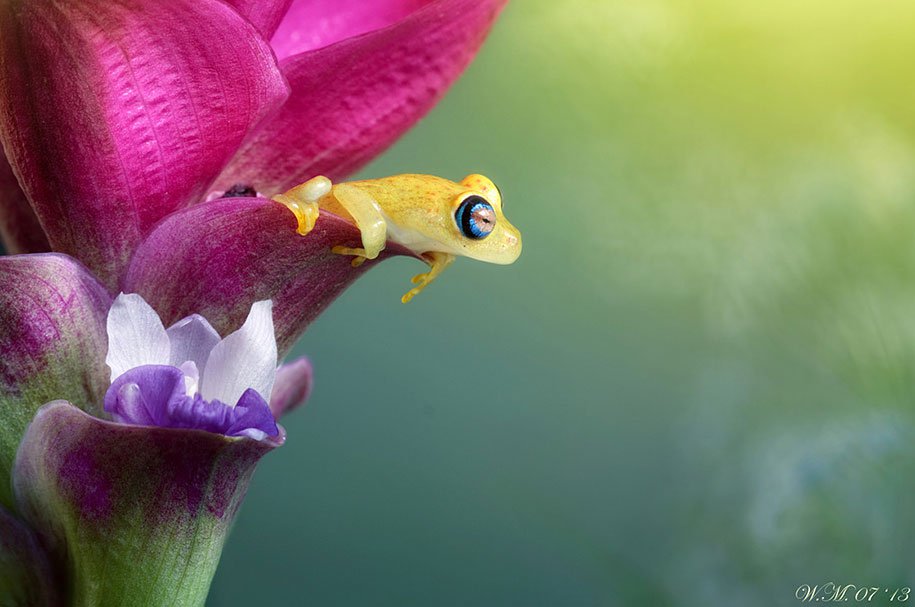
xmin=0 ymin=0 xmax=508 ymax=602
xmin=0 ymin=0 xmax=508 ymax=289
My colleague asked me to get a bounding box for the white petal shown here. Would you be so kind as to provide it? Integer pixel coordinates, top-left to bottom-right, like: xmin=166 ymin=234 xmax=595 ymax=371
xmin=199 ymin=300 xmax=277 ymax=406
xmin=106 ymin=293 xmax=171 ymax=382
xmin=166 ymin=314 xmax=221 ymax=375
xmin=179 ymin=360 xmax=200 ymax=397
xmin=237 ymin=428 xmax=267 ymax=441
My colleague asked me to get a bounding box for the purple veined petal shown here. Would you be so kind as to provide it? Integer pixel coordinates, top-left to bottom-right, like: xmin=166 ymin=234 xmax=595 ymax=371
xmin=225 ymin=388 xmax=280 ymax=440
xmin=12 ymin=400 xmax=281 ymax=605
xmin=222 ymin=0 xmax=293 ymax=41
xmin=270 ymin=357 xmax=314 ymax=418
xmin=0 ymin=0 xmax=290 ymax=289
xmin=105 ymin=365 xmax=279 ymax=439
xmin=164 ymin=390 xmax=278 ymax=439
xmin=270 ymin=0 xmax=432 ymax=60
xmin=105 ymin=293 xmax=171 ymax=382
xmin=199 ymin=300 xmax=277 ymax=407
xmin=166 ymin=314 xmax=221 ymax=375
xmin=214 ymin=0 xmax=509 ymax=196
xmin=0 ymin=146 xmax=49 ymax=255
xmin=0 ymin=253 xmax=110 ymax=510
xmin=123 ymin=197 xmax=417 ymax=357
xmin=104 ymin=365 xmax=187 ymax=428
xmin=0 ymin=504 xmax=60 ymax=605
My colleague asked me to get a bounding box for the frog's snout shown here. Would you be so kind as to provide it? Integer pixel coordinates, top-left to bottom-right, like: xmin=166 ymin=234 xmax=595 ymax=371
xmin=493 ymin=224 xmax=522 ymax=265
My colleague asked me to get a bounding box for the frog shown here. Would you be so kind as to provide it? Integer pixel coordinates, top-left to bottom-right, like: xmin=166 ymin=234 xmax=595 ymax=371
xmin=272 ymin=173 xmax=522 ymax=303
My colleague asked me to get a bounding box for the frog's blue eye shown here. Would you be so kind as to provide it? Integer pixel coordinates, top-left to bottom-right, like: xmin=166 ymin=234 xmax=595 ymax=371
xmin=456 ymin=196 xmax=496 ymax=240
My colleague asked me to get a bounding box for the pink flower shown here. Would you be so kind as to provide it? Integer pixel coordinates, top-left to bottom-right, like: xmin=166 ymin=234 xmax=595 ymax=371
xmin=0 ymin=1 xmax=507 ymax=603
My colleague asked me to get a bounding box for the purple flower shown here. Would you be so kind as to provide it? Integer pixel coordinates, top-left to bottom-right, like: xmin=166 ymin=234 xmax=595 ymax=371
xmin=0 ymin=1 xmax=507 ymax=603
xmin=104 ymin=294 xmax=280 ymax=440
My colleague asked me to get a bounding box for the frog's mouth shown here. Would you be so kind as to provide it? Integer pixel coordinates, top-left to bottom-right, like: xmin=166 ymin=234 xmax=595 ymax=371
xmin=464 ymin=225 xmax=522 ymax=265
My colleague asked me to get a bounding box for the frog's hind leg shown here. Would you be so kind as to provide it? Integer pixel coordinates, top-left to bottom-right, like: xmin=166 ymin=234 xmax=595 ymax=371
xmin=272 ymin=176 xmax=332 ymax=236
xmin=402 ymin=252 xmax=456 ymax=304
xmin=328 ymin=183 xmax=388 ymax=266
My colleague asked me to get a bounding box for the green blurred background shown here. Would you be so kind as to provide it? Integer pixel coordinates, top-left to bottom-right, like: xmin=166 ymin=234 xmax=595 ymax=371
xmin=210 ymin=1 xmax=915 ymax=604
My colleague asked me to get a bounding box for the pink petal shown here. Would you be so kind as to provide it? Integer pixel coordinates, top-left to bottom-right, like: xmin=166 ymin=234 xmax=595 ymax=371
xmin=0 ymin=0 xmax=290 ymax=288
xmin=0 ymin=148 xmax=48 ymax=255
xmin=215 ymin=0 xmax=508 ymax=196
xmin=270 ymin=357 xmax=314 ymax=418
xmin=122 ymin=197 xmax=416 ymax=356
xmin=0 ymin=253 xmax=111 ymax=509
xmin=222 ymin=0 xmax=293 ymax=40
xmin=270 ymin=0 xmax=432 ymax=60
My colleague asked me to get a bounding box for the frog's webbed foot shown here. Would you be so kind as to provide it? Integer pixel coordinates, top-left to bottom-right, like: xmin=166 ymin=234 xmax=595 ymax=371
xmin=331 ymin=246 xmax=369 ymax=267
xmin=272 ymin=176 xmax=332 ymax=236
xmin=402 ymin=252 xmax=456 ymax=304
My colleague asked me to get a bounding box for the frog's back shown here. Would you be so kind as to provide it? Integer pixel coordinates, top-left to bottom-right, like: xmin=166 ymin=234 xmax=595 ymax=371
xmin=346 ymin=174 xmax=465 ymax=213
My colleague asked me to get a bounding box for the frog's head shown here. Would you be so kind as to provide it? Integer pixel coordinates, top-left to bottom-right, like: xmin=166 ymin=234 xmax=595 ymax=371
xmin=450 ymin=174 xmax=521 ymax=265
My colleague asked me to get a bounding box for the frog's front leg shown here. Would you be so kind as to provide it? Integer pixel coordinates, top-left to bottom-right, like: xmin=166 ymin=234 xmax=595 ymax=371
xmin=401 ymin=251 xmax=456 ymax=304
xmin=273 ymin=176 xmax=332 ymax=236
xmin=328 ymin=183 xmax=388 ymax=267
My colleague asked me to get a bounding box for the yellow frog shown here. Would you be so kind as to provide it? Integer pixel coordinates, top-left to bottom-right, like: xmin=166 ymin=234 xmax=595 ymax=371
xmin=273 ymin=174 xmax=522 ymax=303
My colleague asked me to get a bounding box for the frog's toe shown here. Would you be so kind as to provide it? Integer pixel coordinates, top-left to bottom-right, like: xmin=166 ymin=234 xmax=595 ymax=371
xmin=401 ymin=286 xmax=423 ymax=304
xmin=331 ymin=245 xmax=369 ymax=267
xmin=400 ymin=252 xmax=455 ymax=304
xmin=402 ymin=273 xmax=433 ymax=303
